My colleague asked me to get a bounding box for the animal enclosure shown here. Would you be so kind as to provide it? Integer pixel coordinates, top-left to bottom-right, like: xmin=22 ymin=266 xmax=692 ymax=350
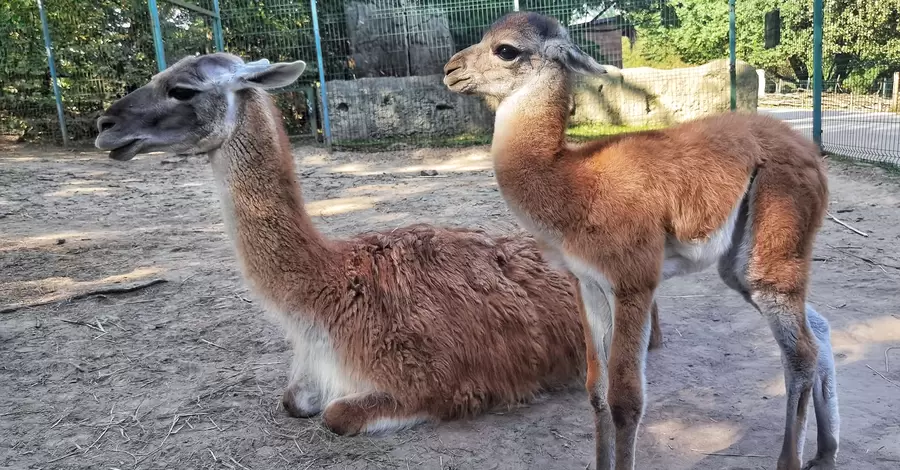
xmin=2 ymin=0 xmax=899 ymax=163
xmin=1 ymin=142 xmax=899 ymax=468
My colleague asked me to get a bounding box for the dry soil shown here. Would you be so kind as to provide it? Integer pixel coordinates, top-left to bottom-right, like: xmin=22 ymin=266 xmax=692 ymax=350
xmin=1 ymin=143 xmax=898 ymax=470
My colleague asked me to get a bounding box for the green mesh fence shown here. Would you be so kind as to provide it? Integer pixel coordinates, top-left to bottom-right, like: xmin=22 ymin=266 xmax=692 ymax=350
xmin=0 ymin=0 xmax=57 ymax=141
xmin=49 ymin=4 xmax=158 ymax=141
xmin=295 ymin=0 xmax=748 ymax=149
xmin=1 ymin=0 xmax=158 ymax=143
xmin=158 ymin=0 xmax=219 ymax=63
xmin=751 ymin=0 xmax=900 ymax=165
xmin=2 ymin=0 xmax=898 ymax=162
xmin=219 ymin=0 xmax=320 ymax=139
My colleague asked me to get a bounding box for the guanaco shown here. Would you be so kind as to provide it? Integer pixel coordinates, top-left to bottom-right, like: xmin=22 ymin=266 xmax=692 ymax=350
xmin=444 ymin=12 xmax=838 ymax=470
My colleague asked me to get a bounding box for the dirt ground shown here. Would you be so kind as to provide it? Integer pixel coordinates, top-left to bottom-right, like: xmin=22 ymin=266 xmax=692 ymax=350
xmin=1 ymin=142 xmax=898 ymax=470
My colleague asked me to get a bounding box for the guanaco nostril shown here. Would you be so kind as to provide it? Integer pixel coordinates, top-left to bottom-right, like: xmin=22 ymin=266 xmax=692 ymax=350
xmin=97 ymin=116 xmax=116 ymax=133
xmin=443 ymin=59 xmax=461 ymax=76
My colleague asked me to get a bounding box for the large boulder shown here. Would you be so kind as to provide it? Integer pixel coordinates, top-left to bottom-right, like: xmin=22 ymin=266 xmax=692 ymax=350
xmin=571 ymin=59 xmax=759 ymax=126
xmin=325 ymin=74 xmax=493 ymax=140
xmin=323 ymin=59 xmax=760 ymax=141
xmin=344 ymin=1 xmax=454 ymax=78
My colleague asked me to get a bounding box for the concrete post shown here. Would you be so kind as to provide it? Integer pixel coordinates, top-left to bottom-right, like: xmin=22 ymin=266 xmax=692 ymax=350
xmin=892 ymin=72 xmax=899 ymax=110
xmin=757 ymin=69 xmax=766 ymax=98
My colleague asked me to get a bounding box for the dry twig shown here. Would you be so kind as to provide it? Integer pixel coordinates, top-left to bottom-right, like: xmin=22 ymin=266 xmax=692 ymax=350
xmin=691 ymin=450 xmax=769 ymax=458
xmin=826 ymin=211 xmax=868 ymax=237
xmin=827 ymin=245 xmax=900 ymax=271
xmin=1 ymin=278 xmax=168 ymax=314
xmin=886 ymin=347 xmax=900 ymax=373
xmin=866 ymin=364 xmax=900 ymax=390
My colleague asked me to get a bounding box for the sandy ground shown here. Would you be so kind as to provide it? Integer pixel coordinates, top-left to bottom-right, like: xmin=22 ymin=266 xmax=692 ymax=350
xmin=1 ymin=142 xmax=898 ymax=470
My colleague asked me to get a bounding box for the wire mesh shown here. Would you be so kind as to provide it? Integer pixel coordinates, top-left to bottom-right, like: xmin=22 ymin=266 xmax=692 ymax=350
xmin=219 ymin=0 xmax=320 ymax=139
xmin=295 ymin=0 xmax=754 ymax=149
xmin=3 ymin=0 xmax=898 ymax=164
xmin=158 ymin=0 xmax=219 ymax=64
xmin=753 ymin=0 xmax=900 ymax=165
xmin=0 ymin=0 xmax=58 ymax=141
xmin=49 ymin=3 xmax=158 ymax=142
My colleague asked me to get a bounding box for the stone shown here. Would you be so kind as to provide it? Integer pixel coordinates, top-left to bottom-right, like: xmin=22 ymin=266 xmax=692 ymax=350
xmin=344 ymin=1 xmax=455 ymax=78
xmin=325 ymin=74 xmax=493 ymax=140
xmin=325 ymin=59 xmax=759 ymax=141
xmin=571 ymin=59 xmax=759 ymax=127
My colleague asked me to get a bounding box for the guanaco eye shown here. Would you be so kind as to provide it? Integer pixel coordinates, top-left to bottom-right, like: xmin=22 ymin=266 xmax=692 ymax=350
xmin=494 ymin=45 xmax=521 ymax=61
xmin=168 ymin=87 xmax=199 ymax=101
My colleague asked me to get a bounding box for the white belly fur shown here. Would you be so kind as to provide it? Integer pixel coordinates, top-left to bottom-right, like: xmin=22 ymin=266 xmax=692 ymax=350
xmin=662 ymin=198 xmax=743 ymax=281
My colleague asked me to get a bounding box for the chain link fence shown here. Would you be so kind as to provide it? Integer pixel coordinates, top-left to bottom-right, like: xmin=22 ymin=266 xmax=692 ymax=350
xmin=753 ymin=0 xmax=900 ymax=165
xmin=2 ymin=0 xmax=898 ymax=165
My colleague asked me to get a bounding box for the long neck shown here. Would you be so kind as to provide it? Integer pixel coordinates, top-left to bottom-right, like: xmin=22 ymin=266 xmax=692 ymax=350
xmin=209 ymin=90 xmax=336 ymax=311
xmin=492 ymin=64 xmax=572 ymax=172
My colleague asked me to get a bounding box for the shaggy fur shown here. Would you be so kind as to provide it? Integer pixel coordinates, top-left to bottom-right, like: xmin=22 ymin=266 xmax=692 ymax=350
xmin=444 ymin=11 xmax=839 ymax=470
xmin=93 ymin=52 xmax=664 ymax=436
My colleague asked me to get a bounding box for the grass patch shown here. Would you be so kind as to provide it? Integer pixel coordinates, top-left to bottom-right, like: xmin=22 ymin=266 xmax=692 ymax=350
xmin=566 ymin=122 xmax=665 ymax=141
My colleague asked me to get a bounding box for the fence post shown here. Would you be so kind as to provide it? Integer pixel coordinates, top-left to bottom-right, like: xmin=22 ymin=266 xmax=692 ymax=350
xmin=36 ymin=0 xmax=68 ymax=146
xmin=892 ymin=72 xmax=899 ymax=111
xmin=812 ymin=0 xmax=823 ymax=149
xmin=513 ymin=0 xmax=520 ymax=11
xmin=148 ymin=0 xmax=166 ymax=72
xmin=728 ymin=0 xmax=736 ymax=111
xmin=309 ymin=0 xmax=333 ymax=150
xmin=212 ymin=0 xmax=225 ymax=52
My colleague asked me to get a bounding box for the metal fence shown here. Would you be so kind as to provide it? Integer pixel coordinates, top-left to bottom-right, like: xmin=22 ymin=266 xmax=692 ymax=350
xmin=2 ymin=0 xmax=899 ymax=166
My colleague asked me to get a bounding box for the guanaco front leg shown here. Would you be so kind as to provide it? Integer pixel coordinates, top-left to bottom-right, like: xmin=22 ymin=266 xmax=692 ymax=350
xmin=576 ymin=261 xmax=658 ymax=470
xmin=575 ymin=277 xmax=615 ymax=469
xmin=608 ymin=286 xmax=656 ymax=469
xmin=322 ymin=391 xmax=427 ymax=436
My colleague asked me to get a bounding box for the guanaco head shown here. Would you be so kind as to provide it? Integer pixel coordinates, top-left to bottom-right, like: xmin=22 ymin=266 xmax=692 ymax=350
xmin=443 ymin=11 xmax=606 ymax=101
xmin=95 ymin=52 xmax=306 ymax=161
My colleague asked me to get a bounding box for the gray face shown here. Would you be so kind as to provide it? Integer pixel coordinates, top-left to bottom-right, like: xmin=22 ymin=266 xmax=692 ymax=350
xmin=94 ymin=53 xmax=307 ymax=161
xmin=443 ymin=12 xmax=606 ymax=101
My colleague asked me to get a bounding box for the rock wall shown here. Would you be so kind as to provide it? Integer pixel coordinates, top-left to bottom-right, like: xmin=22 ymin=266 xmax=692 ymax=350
xmin=326 ymin=59 xmax=760 ymax=140
xmin=571 ymin=59 xmax=759 ymax=126
xmin=326 ymin=74 xmax=493 ymax=140
xmin=344 ymin=1 xmax=454 ymax=77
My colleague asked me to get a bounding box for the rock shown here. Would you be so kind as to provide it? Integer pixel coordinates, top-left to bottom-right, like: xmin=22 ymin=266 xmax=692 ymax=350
xmin=326 ymin=74 xmax=493 ymax=140
xmin=325 ymin=59 xmax=758 ymax=141
xmin=344 ymin=1 xmax=454 ymax=78
xmin=571 ymin=59 xmax=759 ymax=126
xmin=419 ymin=169 xmax=438 ymax=176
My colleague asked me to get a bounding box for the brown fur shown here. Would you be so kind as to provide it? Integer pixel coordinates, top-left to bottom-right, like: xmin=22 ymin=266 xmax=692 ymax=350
xmin=93 ymin=53 xmax=663 ymax=436
xmin=444 ymin=12 xmax=838 ymax=470
xmin=221 ymin=91 xmax=661 ymax=432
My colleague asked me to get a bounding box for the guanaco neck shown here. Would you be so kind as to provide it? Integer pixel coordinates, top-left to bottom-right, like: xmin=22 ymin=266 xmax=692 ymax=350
xmin=491 ymin=63 xmax=571 ymax=173
xmin=489 ymin=63 xmax=578 ymax=232
xmin=209 ymin=89 xmax=337 ymax=312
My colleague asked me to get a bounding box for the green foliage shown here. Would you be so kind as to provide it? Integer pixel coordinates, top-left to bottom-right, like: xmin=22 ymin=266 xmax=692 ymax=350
xmin=625 ymin=0 xmax=730 ymax=65
xmin=621 ymin=37 xmax=689 ymax=69
xmin=843 ymin=67 xmax=885 ymax=94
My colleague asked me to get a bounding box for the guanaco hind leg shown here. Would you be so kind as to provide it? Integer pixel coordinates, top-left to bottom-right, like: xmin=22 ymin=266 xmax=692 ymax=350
xmin=718 ymin=182 xmax=839 ymax=470
xmin=802 ymin=305 xmax=840 ymax=469
xmin=648 ymin=301 xmax=663 ymax=350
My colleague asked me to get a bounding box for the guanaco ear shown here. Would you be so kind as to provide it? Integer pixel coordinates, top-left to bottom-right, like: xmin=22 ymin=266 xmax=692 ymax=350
xmin=545 ymin=39 xmax=606 ymax=75
xmin=230 ymin=59 xmax=307 ymax=90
